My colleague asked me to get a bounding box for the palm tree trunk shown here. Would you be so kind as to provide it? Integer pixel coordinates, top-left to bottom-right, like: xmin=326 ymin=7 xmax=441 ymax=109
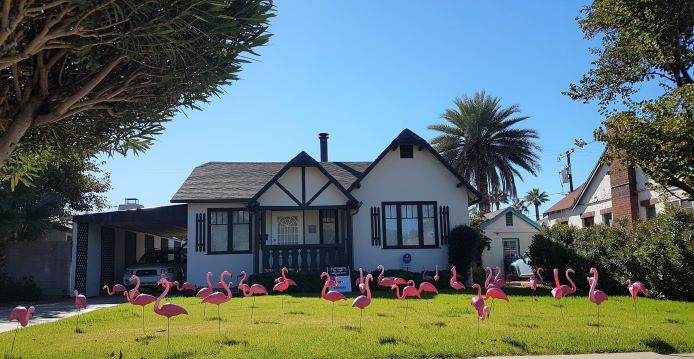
xmin=477 ymin=173 xmax=490 ymax=213
xmin=534 ymin=204 xmax=540 ymax=221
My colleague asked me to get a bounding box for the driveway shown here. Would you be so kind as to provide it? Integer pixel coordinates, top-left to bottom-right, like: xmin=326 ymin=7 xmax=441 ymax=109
xmin=0 ymin=297 xmax=121 ymax=333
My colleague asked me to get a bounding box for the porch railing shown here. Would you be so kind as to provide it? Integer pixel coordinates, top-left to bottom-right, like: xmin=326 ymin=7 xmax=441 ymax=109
xmin=261 ymin=243 xmax=346 ymax=272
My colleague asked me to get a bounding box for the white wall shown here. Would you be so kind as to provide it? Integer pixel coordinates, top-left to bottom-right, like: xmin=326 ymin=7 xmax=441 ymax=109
xmin=351 ymin=148 xmax=470 ymax=273
xmin=481 ymin=212 xmax=539 ymax=277
xmin=186 ymin=202 xmax=253 ymax=287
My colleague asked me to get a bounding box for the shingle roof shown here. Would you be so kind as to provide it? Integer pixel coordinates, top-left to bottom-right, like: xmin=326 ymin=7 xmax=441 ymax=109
xmin=170 ymin=161 xmax=371 ymax=203
xmin=481 ymin=207 xmax=541 ymax=230
xmin=543 ymin=183 xmax=585 ymax=216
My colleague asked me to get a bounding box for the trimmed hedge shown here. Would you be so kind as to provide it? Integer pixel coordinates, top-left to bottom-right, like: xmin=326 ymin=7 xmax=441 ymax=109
xmin=528 ymin=206 xmax=694 ymax=300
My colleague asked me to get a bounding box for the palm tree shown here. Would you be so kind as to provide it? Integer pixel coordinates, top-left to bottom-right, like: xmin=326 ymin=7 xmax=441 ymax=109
xmin=488 ymin=189 xmax=508 ymax=211
xmin=525 ymin=188 xmax=549 ymax=221
xmin=511 ymin=198 xmax=529 ymax=215
xmin=429 ymin=91 xmax=541 ymax=212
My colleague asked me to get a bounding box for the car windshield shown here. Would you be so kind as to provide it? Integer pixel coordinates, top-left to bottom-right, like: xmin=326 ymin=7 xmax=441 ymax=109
xmin=138 ymin=251 xmax=181 ymax=264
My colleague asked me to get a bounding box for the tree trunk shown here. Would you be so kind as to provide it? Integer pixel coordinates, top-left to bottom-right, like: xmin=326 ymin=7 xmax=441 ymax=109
xmin=534 ymin=204 xmax=540 ymax=221
xmin=477 ymin=172 xmax=490 ymax=213
xmin=0 ymin=99 xmax=41 ymax=168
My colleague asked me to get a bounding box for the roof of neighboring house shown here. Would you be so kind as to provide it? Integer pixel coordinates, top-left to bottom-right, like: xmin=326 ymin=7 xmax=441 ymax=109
xmin=543 ymin=183 xmax=585 ymax=216
xmin=170 ymin=160 xmax=371 ymax=203
xmin=480 ymin=207 xmax=542 ymax=230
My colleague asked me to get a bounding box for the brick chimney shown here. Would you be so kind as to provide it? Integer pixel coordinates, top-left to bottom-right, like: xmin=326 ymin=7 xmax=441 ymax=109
xmin=609 ymin=157 xmax=639 ymax=221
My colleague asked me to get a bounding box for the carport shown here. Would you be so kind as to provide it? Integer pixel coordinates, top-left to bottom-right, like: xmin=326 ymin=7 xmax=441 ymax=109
xmin=71 ymin=204 xmax=187 ymax=296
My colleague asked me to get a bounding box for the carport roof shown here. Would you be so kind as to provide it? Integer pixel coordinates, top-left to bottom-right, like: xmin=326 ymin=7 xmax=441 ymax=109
xmin=72 ymin=204 xmax=187 ymax=239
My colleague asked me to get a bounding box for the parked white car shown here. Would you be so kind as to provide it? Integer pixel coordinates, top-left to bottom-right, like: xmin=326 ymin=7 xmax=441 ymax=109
xmin=123 ymin=250 xmax=186 ymax=287
xmin=509 ymin=257 xmax=534 ymax=279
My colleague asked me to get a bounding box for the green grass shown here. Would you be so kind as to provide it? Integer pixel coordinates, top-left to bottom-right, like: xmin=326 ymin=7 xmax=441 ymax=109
xmin=1 ymin=288 xmax=693 ymax=358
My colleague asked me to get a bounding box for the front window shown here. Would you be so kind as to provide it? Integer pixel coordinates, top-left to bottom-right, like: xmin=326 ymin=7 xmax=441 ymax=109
xmin=603 ymin=213 xmax=612 ymax=226
xmin=320 ymin=209 xmax=338 ymax=244
xmin=277 ymin=216 xmax=299 ymax=245
xmin=505 ymin=212 xmax=514 ymax=226
xmin=645 ymin=205 xmax=657 ymax=219
xmin=583 ymin=216 xmax=594 ymax=227
xmin=208 ymin=209 xmax=252 ymax=253
xmin=382 ymin=202 xmax=438 ymax=248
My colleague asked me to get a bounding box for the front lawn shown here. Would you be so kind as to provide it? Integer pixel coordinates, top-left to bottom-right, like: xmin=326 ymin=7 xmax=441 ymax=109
xmin=1 ymin=288 xmax=693 ymax=358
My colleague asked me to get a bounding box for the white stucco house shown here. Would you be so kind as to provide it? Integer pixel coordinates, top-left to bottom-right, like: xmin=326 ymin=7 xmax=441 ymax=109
xmin=480 ymin=207 xmax=540 ymax=276
xmin=544 ymin=156 xmax=691 ymax=228
xmin=171 ymin=129 xmax=481 ymax=287
xmin=69 ymin=129 xmax=482 ymax=295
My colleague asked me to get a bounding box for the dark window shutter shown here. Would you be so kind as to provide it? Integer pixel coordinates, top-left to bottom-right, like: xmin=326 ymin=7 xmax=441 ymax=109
xmin=160 ymin=237 xmax=168 ymax=251
xmin=196 ymin=213 xmax=206 ymax=252
xmin=370 ymin=206 xmax=381 ymax=246
xmin=439 ymin=205 xmax=450 ymax=244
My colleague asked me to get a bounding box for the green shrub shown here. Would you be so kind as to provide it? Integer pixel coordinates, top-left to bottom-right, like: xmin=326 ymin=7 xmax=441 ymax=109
xmin=447 ymin=225 xmax=488 ymax=280
xmin=528 ymin=206 xmax=694 ymax=300
xmin=0 ymin=275 xmax=43 ymax=302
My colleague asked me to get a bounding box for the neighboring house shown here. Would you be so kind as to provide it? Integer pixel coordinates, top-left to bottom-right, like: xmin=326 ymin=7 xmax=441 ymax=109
xmin=3 ymin=226 xmax=73 ymax=296
xmin=544 ymin=156 xmax=691 ymax=227
xmin=171 ymin=129 xmax=481 ymax=287
xmin=480 ymin=207 xmax=540 ymax=277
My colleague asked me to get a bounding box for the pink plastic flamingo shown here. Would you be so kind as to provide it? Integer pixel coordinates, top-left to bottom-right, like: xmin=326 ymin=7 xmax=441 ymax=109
xmin=102 ymin=283 xmax=127 ymax=296
xmin=125 ymin=277 xmax=157 ymax=332
xmin=196 ymin=272 xmax=214 ymax=317
xmin=175 ymin=281 xmax=196 ymax=293
xmin=418 ymin=280 xmax=438 ymax=312
xmin=484 ymin=281 xmax=509 ymax=318
xmin=588 ymin=268 xmax=608 ymax=333
xmin=561 ymin=268 xmax=577 ymax=296
xmin=392 ymin=280 xmax=421 ymax=321
xmin=493 ymin=266 xmax=506 ymax=288
xmin=484 ymin=267 xmax=496 ymax=289
xmin=470 ymin=284 xmax=490 ymax=334
xmin=154 ymin=277 xmax=188 ymax=343
xmin=8 ymin=305 xmax=34 ymax=354
xmin=274 ymin=267 xmax=297 ymax=287
xmin=449 ymin=266 xmax=466 ymax=291
xmin=351 ymin=274 xmax=373 ymax=329
xmin=377 ymin=264 xmax=396 ymax=288
xmin=530 ymin=267 xmax=545 ymax=292
xmin=421 ymin=267 xmax=434 ymax=282
xmin=238 ymin=271 xmax=268 ymax=321
xmin=74 ymin=290 xmax=87 ymax=332
xmin=355 ymin=268 xmax=366 ymax=293
xmin=626 ymin=279 xmax=647 ymax=318
xmin=321 ymin=272 xmax=347 ymax=324
xmin=202 ymin=271 xmax=233 ymax=333
xmin=433 ymin=265 xmax=440 ymax=282
xmin=550 ymin=268 xmax=566 ymax=317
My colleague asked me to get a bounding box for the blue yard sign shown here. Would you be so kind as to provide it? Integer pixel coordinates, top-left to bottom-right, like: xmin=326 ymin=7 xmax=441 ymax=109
xmin=403 ymin=253 xmax=412 ymax=264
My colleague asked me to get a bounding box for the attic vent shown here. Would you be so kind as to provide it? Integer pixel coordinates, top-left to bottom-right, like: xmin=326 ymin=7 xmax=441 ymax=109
xmin=400 ymin=145 xmax=413 ymax=158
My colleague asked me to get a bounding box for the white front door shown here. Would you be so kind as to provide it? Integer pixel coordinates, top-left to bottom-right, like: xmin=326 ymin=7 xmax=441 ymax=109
xmin=271 ymin=211 xmax=303 ymax=245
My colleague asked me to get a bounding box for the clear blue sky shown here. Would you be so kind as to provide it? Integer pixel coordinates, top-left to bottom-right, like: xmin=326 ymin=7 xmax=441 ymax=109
xmin=98 ymin=0 xmax=607 ymax=215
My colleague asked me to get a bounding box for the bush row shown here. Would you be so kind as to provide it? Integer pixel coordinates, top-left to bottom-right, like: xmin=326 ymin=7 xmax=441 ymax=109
xmin=528 ymin=206 xmax=694 ymax=300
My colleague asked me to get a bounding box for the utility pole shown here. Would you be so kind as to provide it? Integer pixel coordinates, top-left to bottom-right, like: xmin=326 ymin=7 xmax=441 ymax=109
xmin=558 ymin=149 xmax=574 ymax=192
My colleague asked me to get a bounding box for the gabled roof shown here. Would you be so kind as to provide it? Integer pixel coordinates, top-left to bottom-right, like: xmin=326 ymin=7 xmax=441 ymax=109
xmin=171 ymin=160 xmax=369 ymax=203
xmin=249 ymin=151 xmax=358 ymax=205
xmin=543 ymin=184 xmax=585 ymax=216
xmin=480 ymin=207 xmax=541 ymax=230
xmin=347 ymin=128 xmax=482 ymax=204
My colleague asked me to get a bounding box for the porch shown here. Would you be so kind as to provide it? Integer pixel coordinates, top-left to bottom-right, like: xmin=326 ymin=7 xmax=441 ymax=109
xmin=255 ymin=207 xmax=353 ymax=272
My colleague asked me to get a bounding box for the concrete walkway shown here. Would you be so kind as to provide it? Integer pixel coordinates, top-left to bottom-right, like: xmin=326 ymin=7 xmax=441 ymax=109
xmin=481 ymin=353 xmax=694 ymax=359
xmin=0 ymin=297 xmax=121 ymax=333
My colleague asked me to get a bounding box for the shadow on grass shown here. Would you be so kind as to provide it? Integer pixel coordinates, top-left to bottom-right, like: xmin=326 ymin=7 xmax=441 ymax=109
xmin=218 ymin=338 xmax=249 ymax=347
xmin=508 ymin=322 xmax=539 ymax=329
xmin=74 ymin=328 xmax=85 ymax=334
xmin=254 ymin=320 xmax=278 ymax=325
xmin=108 ymin=351 xmax=123 ymax=358
xmin=642 ymin=336 xmax=676 ymax=354
xmin=378 ymin=336 xmax=398 ymax=345
xmin=162 ymin=351 xmax=194 ymax=359
xmin=286 ymin=311 xmax=305 ymax=315
xmin=502 ymin=337 xmax=528 ymax=353
xmin=340 ymin=325 xmax=362 ymax=332
xmin=665 ymin=318 xmax=684 ymax=325
xmin=421 ymin=321 xmax=447 ymax=328
xmin=376 ymin=312 xmax=393 ymax=318
xmin=134 ymin=335 xmax=156 ymax=345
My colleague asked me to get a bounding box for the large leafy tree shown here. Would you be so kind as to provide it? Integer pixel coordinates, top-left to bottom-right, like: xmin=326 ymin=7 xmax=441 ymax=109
xmin=567 ymin=0 xmax=694 ymax=197
xmin=0 ymin=0 xmax=273 ymax=187
xmin=429 ymin=91 xmax=542 ymax=212
xmin=524 ymin=188 xmax=549 ymax=221
xmin=0 ymin=159 xmax=110 ymax=241
xmin=511 ymin=197 xmax=529 ymax=215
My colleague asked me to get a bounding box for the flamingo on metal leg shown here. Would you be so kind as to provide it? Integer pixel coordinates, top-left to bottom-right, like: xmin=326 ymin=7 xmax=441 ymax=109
xmin=154 ymin=277 xmax=188 ymax=344
xmin=321 ymin=272 xmax=347 ymax=324
xmin=8 ymin=305 xmax=34 ymax=355
xmin=351 ymin=274 xmax=373 ymax=329
xmin=626 ymin=279 xmax=647 ymax=319
xmin=588 ymin=268 xmax=608 ymax=334
xmin=196 ymin=272 xmax=214 ymax=318
xmin=202 ymin=271 xmax=233 ymax=334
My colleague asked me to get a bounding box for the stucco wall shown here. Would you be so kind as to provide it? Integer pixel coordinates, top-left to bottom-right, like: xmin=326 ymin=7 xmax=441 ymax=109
xmin=481 ymin=212 xmax=538 ymax=277
xmin=351 ymin=148 xmax=470 ymax=273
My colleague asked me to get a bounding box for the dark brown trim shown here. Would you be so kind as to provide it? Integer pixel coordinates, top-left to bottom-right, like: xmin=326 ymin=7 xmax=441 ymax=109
xmin=274 ymin=181 xmax=303 ymax=206
xmin=382 ymin=201 xmax=439 ymax=249
xmin=580 ymin=211 xmax=595 ymax=219
xmin=599 ymin=208 xmax=612 ymax=215
xmin=301 ymin=167 xmax=306 ymax=204
xmin=206 ymin=208 xmax=253 ymax=255
xmin=640 ymin=198 xmax=658 ymax=206
xmin=306 ymin=181 xmax=332 ymax=206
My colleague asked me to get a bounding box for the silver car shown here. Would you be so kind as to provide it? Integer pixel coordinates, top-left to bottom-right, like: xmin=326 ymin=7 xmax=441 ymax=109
xmin=123 ymin=250 xmax=186 ymax=287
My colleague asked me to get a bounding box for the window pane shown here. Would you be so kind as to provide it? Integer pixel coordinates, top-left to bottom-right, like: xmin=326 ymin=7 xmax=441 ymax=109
xmin=385 ymin=218 xmax=398 ymax=246
xmin=505 ymin=212 xmax=513 ymax=226
xmin=423 ymin=217 xmax=436 ymax=246
xmin=210 ymin=224 xmax=228 ymax=252
xmin=503 ymin=239 xmax=519 ymax=257
xmin=322 ymin=222 xmax=336 ymax=244
xmin=277 ymin=216 xmax=299 ymax=245
xmin=232 ymin=223 xmax=250 ymax=251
